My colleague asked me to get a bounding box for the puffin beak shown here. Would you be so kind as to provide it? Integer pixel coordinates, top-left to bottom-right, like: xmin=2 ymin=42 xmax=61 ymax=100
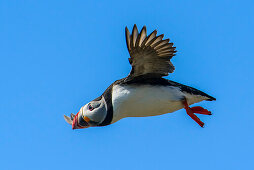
xmin=72 ymin=112 xmax=90 ymax=130
xmin=72 ymin=112 xmax=82 ymax=129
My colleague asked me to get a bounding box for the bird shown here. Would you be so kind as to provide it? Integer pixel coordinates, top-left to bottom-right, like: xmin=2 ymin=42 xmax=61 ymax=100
xmin=64 ymin=24 xmax=216 ymax=130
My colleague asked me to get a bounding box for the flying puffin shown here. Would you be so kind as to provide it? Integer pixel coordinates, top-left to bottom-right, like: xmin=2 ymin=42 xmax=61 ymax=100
xmin=64 ymin=25 xmax=216 ymax=129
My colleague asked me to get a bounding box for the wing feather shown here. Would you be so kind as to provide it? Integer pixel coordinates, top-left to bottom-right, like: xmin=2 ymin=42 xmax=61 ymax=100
xmin=142 ymin=30 xmax=157 ymax=47
xmin=138 ymin=26 xmax=147 ymax=47
xmin=125 ymin=27 xmax=131 ymax=51
xmin=146 ymin=34 xmax=164 ymax=47
xmin=126 ymin=25 xmax=177 ymax=78
xmin=153 ymin=39 xmax=170 ymax=49
xmin=132 ymin=24 xmax=138 ymax=48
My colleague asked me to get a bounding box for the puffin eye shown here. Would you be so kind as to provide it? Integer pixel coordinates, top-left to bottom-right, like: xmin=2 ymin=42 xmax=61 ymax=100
xmin=88 ymin=103 xmax=94 ymax=111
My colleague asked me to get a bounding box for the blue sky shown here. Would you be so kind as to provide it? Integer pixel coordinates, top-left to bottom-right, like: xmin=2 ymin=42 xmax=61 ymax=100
xmin=1 ymin=0 xmax=254 ymax=169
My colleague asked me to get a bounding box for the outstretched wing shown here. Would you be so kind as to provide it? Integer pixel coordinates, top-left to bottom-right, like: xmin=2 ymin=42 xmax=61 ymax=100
xmin=125 ymin=25 xmax=177 ymax=78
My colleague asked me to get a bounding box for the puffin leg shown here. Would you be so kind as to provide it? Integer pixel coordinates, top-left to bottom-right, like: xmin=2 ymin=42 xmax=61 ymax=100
xmin=182 ymin=100 xmax=205 ymax=128
xmin=190 ymin=106 xmax=212 ymax=115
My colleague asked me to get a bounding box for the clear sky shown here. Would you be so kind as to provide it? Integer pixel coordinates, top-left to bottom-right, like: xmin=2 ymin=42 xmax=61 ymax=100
xmin=1 ymin=0 xmax=254 ymax=170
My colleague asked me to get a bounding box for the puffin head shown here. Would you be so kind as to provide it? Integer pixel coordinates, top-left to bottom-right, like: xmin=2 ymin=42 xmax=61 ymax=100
xmin=64 ymin=96 xmax=108 ymax=129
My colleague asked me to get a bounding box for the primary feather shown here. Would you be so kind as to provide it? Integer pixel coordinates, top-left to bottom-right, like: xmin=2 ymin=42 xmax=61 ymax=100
xmin=125 ymin=24 xmax=177 ymax=78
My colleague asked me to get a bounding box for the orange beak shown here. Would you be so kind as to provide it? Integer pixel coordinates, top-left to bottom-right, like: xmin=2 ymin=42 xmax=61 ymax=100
xmin=72 ymin=112 xmax=90 ymax=130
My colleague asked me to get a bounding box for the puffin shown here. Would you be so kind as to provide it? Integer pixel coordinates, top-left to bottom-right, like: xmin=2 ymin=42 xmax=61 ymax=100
xmin=64 ymin=25 xmax=216 ymax=129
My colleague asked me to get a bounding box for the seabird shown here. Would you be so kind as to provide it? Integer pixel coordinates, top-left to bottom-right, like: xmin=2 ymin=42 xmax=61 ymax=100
xmin=64 ymin=25 xmax=216 ymax=129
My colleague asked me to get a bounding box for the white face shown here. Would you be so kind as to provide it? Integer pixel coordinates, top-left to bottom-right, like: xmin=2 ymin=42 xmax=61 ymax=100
xmin=82 ymin=97 xmax=107 ymax=122
xmin=71 ymin=96 xmax=108 ymax=129
xmin=64 ymin=96 xmax=108 ymax=129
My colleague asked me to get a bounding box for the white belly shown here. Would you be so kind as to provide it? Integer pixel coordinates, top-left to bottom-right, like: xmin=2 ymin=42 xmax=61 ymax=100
xmin=111 ymin=84 xmax=205 ymax=123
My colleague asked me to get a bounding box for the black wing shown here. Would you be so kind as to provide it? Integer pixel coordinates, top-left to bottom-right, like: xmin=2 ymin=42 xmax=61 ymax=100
xmin=125 ymin=25 xmax=177 ymax=78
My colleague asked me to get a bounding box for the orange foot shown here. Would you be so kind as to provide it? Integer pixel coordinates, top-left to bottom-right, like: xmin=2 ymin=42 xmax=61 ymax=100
xmin=183 ymin=100 xmax=212 ymax=128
